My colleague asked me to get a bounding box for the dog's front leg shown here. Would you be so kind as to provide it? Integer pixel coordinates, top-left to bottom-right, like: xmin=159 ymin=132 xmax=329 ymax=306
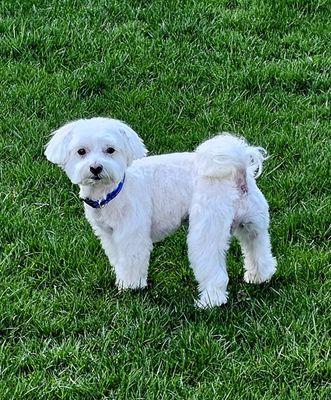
xmin=110 ymin=228 xmax=153 ymax=290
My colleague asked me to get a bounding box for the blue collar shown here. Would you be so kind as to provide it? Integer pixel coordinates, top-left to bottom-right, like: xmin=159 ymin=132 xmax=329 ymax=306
xmin=83 ymin=174 xmax=125 ymax=209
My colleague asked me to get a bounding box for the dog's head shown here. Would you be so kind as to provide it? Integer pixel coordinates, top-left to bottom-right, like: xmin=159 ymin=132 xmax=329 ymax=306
xmin=45 ymin=117 xmax=147 ymax=186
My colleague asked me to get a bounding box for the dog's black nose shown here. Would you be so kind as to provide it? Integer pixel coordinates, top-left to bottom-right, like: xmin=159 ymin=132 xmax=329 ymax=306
xmin=90 ymin=165 xmax=103 ymax=175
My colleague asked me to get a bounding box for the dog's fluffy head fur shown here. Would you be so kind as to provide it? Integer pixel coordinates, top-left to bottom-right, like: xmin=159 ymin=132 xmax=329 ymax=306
xmin=45 ymin=117 xmax=147 ymax=186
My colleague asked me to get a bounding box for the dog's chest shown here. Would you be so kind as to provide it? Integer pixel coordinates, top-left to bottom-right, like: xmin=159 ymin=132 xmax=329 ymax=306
xmin=85 ymin=206 xmax=114 ymax=233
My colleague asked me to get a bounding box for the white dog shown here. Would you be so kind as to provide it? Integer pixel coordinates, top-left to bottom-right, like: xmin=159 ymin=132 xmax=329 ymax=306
xmin=45 ymin=117 xmax=276 ymax=308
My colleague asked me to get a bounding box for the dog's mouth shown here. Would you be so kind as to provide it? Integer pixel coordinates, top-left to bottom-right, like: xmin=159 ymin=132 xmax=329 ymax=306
xmin=83 ymin=174 xmax=114 ymax=185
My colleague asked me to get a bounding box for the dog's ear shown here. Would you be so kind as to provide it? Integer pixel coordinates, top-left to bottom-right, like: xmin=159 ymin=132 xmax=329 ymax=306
xmin=44 ymin=121 xmax=77 ymax=165
xmin=118 ymin=122 xmax=147 ymax=165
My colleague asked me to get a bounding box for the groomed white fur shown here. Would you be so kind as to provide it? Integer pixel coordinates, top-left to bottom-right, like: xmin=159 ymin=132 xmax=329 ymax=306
xmin=45 ymin=117 xmax=276 ymax=308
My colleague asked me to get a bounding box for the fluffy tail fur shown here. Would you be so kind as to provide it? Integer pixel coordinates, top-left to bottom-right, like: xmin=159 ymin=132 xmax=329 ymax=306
xmin=195 ymin=133 xmax=267 ymax=179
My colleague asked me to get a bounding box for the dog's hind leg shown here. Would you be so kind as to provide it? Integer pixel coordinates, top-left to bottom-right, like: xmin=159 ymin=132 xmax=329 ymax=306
xmin=188 ymin=180 xmax=236 ymax=308
xmin=233 ymin=187 xmax=276 ymax=284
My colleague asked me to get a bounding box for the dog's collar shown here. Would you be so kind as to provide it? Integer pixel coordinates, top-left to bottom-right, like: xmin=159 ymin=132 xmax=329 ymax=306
xmin=82 ymin=174 xmax=125 ymax=209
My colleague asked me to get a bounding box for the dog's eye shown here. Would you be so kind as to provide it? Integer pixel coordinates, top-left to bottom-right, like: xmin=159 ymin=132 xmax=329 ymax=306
xmin=77 ymin=148 xmax=86 ymax=156
xmin=106 ymin=147 xmax=115 ymax=154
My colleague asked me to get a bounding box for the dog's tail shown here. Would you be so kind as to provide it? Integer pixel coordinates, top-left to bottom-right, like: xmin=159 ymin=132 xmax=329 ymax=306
xmin=195 ymin=133 xmax=267 ymax=180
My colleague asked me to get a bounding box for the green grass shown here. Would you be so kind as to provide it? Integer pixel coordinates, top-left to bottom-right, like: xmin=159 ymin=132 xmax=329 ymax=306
xmin=0 ymin=0 xmax=330 ymax=398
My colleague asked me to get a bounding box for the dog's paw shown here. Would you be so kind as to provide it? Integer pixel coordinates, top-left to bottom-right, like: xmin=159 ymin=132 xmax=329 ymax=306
xmin=244 ymin=264 xmax=276 ymax=284
xmin=195 ymin=289 xmax=228 ymax=309
xmin=116 ymin=278 xmax=148 ymax=291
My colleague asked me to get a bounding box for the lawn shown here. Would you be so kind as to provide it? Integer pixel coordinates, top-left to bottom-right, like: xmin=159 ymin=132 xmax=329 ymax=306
xmin=0 ymin=0 xmax=330 ymax=398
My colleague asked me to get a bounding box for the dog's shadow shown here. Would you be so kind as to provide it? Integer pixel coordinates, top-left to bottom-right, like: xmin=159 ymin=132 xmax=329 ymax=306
xmin=126 ymin=232 xmax=290 ymax=325
xmin=88 ymin=228 xmax=291 ymax=328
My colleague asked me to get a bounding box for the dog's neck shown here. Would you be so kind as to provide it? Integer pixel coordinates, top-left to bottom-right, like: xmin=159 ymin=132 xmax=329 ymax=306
xmin=79 ymin=181 xmax=120 ymax=201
